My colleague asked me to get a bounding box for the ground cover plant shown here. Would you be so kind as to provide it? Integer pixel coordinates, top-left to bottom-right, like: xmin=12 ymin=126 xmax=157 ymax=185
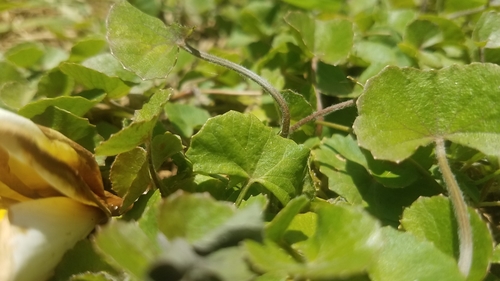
xmin=2 ymin=0 xmax=500 ymax=280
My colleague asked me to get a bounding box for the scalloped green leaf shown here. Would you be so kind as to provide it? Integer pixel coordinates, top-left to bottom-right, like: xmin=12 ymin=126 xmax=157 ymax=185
xmin=353 ymin=63 xmax=500 ymax=162
xmin=107 ymin=0 xmax=191 ymax=79
xmin=246 ymin=203 xmax=382 ymax=279
xmin=185 ymin=111 xmax=309 ymax=205
xmin=95 ymin=89 xmax=171 ymax=156
xmin=368 ymin=227 xmax=465 ymax=281
xmin=401 ymin=196 xmax=493 ymax=281
xmin=285 ymin=11 xmax=353 ymax=65
xmin=60 ymin=62 xmax=130 ymax=99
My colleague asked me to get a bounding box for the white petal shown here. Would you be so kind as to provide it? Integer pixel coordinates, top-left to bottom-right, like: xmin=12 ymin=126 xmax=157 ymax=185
xmin=0 ymin=197 xmax=103 ymax=281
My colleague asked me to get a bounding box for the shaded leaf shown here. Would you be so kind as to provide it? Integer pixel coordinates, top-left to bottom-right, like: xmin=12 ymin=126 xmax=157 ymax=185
xmin=151 ymin=132 xmax=184 ymax=170
xmin=164 ymin=103 xmax=210 ymax=138
xmin=110 ymin=147 xmax=151 ymax=212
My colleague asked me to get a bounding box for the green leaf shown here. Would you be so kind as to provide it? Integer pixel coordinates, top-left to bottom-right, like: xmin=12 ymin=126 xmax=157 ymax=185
xmin=404 ymin=19 xmax=442 ymax=49
xmin=19 ymin=95 xmax=105 ymax=118
xmin=400 ymin=196 xmax=493 ymax=281
xmin=368 ymin=227 xmax=465 ymax=281
xmin=265 ymin=195 xmax=309 ymax=242
xmin=60 ymin=63 xmax=130 ymax=99
xmin=246 ymin=204 xmax=382 ymax=279
xmin=280 ymin=0 xmax=342 ymax=12
xmin=36 ymin=68 xmax=75 ymax=98
xmin=110 ymin=147 xmax=151 ymax=212
xmin=151 ymin=132 xmax=184 ymax=170
xmin=473 ymin=11 xmax=500 ymax=49
xmin=186 ymin=111 xmax=309 ymax=205
xmin=107 ymin=0 xmax=191 ymax=79
xmin=282 ymin=90 xmax=315 ymax=136
xmin=315 ymin=62 xmax=353 ymax=97
xmin=492 ymin=244 xmax=500 ymax=263
xmin=353 ymin=63 xmax=500 ymax=162
xmin=31 ymin=106 xmax=98 ymax=150
xmin=52 ymin=240 xmax=117 ymax=281
xmin=158 ymin=192 xmax=264 ymax=255
xmin=164 ymin=103 xmax=211 ymax=138
xmin=442 ymin=0 xmax=486 ymax=14
xmin=95 ymin=89 xmax=171 ymax=156
xmin=321 ymin=135 xmax=420 ymax=188
xmin=0 ymin=81 xmax=35 ymax=110
xmin=285 ymin=11 xmax=353 ymax=65
xmin=69 ymin=37 xmax=106 ymax=62
xmin=93 ymin=220 xmax=160 ymax=280
xmin=5 ymin=42 xmax=44 ymax=68
xmin=82 ymin=53 xmax=141 ymax=83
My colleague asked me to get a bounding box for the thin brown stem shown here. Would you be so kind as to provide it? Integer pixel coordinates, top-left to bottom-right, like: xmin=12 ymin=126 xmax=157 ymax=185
xmin=435 ymin=138 xmax=472 ymax=277
xmin=290 ymin=99 xmax=355 ymax=134
xmin=178 ymin=42 xmax=290 ymax=137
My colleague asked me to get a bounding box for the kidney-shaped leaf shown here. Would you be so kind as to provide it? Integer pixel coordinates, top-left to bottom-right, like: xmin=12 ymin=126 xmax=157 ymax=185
xmin=368 ymin=227 xmax=465 ymax=281
xmin=186 ymin=111 xmax=309 ymax=205
xmin=353 ymin=63 xmax=500 ymax=162
xmin=107 ymin=0 xmax=191 ymax=79
xmin=401 ymin=196 xmax=492 ymax=281
xmin=285 ymin=11 xmax=353 ymax=65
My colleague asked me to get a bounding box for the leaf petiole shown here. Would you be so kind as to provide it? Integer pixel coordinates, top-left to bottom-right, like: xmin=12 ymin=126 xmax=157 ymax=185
xmin=178 ymin=42 xmax=290 ymax=138
xmin=435 ymin=138 xmax=472 ymax=277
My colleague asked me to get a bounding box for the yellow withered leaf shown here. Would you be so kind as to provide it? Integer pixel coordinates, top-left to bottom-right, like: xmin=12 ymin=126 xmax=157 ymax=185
xmin=0 ymin=108 xmax=122 ymax=216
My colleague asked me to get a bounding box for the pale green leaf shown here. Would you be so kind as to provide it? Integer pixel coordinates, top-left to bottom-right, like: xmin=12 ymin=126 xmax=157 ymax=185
xmin=107 ymin=0 xmax=191 ymax=79
xmin=473 ymin=11 xmax=500 ymax=49
xmin=60 ymin=62 xmax=130 ymax=99
xmin=401 ymin=196 xmax=493 ymax=281
xmin=93 ymin=220 xmax=160 ymax=280
xmin=368 ymin=227 xmax=465 ymax=281
xmin=246 ymin=204 xmax=382 ymax=279
xmin=353 ymin=63 xmax=500 ymax=162
xmin=19 ymin=95 xmax=105 ymax=118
